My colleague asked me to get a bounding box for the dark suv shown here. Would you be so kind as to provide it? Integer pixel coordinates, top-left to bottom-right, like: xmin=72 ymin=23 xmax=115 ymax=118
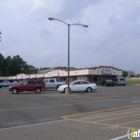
xmin=9 ymin=79 xmax=46 ymax=94
xmin=101 ymin=79 xmax=114 ymax=86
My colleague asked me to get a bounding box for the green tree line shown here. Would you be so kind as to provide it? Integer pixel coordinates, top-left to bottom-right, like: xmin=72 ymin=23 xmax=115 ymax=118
xmin=0 ymin=53 xmax=38 ymax=76
xmin=0 ymin=53 xmax=76 ymax=76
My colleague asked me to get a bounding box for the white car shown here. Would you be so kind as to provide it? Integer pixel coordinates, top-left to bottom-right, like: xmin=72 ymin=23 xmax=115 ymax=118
xmin=58 ymin=80 xmax=97 ymax=93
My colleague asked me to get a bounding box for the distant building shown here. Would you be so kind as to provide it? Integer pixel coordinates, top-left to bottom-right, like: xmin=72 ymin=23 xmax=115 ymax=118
xmin=0 ymin=76 xmax=9 ymax=82
xmin=125 ymin=70 xmax=135 ymax=79
xmin=1 ymin=66 xmax=122 ymax=83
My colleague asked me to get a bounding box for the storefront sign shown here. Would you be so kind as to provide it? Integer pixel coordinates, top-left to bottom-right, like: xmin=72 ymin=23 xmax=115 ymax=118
xmin=102 ymin=70 xmax=112 ymax=75
xmin=37 ymin=74 xmax=43 ymax=78
xmin=52 ymin=73 xmax=59 ymax=76
xmin=30 ymin=75 xmax=36 ymax=78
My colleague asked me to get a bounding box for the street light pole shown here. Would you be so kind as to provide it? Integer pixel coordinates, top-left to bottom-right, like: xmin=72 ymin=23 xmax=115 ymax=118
xmin=48 ymin=17 xmax=88 ymax=94
xmin=0 ymin=31 xmax=1 ymax=42
xmin=68 ymin=24 xmax=70 ymax=91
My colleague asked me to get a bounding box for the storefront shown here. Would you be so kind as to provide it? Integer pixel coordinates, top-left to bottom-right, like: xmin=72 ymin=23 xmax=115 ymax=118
xmin=1 ymin=66 xmax=122 ymax=83
xmin=38 ymin=66 xmax=122 ymax=83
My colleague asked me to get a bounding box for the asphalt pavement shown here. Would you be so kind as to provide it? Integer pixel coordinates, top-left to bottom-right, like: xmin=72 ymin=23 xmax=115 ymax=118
xmin=0 ymin=86 xmax=140 ymax=140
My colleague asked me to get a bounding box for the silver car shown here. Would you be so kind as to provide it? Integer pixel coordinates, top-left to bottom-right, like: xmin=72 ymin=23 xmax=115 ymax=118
xmin=113 ymin=78 xmax=126 ymax=86
xmin=58 ymin=80 xmax=97 ymax=93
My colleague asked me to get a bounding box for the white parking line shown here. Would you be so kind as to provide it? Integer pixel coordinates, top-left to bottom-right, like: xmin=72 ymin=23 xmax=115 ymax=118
xmin=0 ymin=119 xmax=66 ymax=131
xmin=0 ymin=99 xmax=117 ymax=112
xmin=110 ymin=134 xmax=128 ymax=140
xmin=131 ymin=100 xmax=140 ymax=103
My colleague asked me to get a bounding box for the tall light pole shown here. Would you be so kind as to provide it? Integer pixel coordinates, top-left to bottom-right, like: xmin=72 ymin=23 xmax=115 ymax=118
xmin=0 ymin=31 xmax=1 ymax=42
xmin=48 ymin=17 xmax=88 ymax=94
xmin=0 ymin=31 xmax=2 ymax=76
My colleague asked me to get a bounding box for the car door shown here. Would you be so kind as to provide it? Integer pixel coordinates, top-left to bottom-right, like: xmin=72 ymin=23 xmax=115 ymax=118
xmin=19 ymin=80 xmax=28 ymax=91
xmin=71 ymin=81 xmax=83 ymax=91
xmin=78 ymin=81 xmax=87 ymax=91
xmin=49 ymin=79 xmax=56 ymax=88
xmin=69 ymin=81 xmax=78 ymax=91
xmin=82 ymin=81 xmax=90 ymax=90
xmin=27 ymin=80 xmax=35 ymax=91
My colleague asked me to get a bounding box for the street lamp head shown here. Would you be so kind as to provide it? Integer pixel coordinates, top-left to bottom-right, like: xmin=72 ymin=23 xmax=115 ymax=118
xmin=48 ymin=17 xmax=55 ymax=21
xmin=83 ymin=25 xmax=88 ymax=28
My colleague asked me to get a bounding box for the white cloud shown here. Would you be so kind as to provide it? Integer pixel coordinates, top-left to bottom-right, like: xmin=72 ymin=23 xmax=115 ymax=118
xmin=0 ymin=0 xmax=140 ymax=73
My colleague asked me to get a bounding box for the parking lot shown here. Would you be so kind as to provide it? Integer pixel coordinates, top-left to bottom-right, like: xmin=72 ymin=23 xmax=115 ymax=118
xmin=0 ymin=86 xmax=140 ymax=140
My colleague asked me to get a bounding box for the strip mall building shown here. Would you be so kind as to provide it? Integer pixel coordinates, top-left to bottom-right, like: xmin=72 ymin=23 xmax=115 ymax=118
xmin=2 ymin=66 xmax=122 ymax=83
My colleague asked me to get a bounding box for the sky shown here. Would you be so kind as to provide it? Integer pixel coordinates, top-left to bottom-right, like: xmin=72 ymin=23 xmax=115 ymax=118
xmin=0 ymin=0 xmax=140 ymax=73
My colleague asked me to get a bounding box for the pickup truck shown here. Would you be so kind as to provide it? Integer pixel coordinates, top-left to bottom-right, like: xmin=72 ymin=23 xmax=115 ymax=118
xmin=43 ymin=78 xmax=66 ymax=89
xmin=0 ymin=80 xmax=15 ymax=88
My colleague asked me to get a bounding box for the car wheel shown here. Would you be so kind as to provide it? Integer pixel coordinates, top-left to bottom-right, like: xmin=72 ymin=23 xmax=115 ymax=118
xmin=35 ymin=88 xmax=41 ymax=93
xmin=12 ymin=88 xmax=18 ymax=94
xmin=86 ymin=87 xmax=92 ymax=92
xmin=123 ymin=84 xmax=125 ymax=86
xmin=63 ymin=88 xmax=66 ymax=93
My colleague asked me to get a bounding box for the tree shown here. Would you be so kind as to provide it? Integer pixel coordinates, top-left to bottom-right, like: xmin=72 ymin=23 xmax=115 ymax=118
xmin=0 ymin=53 xmax=4 ymax=76
xmin=10 ymin=55 xmax=27 ymax=75
xmin=0 ymin=54 xmax=38 ymax=76
xmin=5 ymin=56 xmax=12 ymax=76
xmin=122 ymin=71 xmax=128 ymax=78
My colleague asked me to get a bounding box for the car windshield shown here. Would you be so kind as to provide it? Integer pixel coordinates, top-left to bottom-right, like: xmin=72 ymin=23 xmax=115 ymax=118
xmin=56 ymin=79 xmax=60 ymax=82
xmin=70 ymin=82 xmax=74 ymax=85
xmin=21 ymin=81 xmax=28 ymax=85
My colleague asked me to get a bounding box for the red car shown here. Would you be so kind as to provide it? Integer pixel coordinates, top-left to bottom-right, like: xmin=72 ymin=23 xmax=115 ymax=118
xmin=9 ymin=79 xmax=46 ymax=94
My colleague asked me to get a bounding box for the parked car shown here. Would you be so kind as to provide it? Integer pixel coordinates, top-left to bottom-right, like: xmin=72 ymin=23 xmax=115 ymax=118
xmin=113 ymin=78 xmax=126 ymax=86
xmin=0 ymin=80 xmax=15 ymax=88
xmin=43 ymin=78 xmax=66 ymax=89
xmin=101 ymin=79 xmax=114 ymax=86
xmin=58 ymin=80 xmax=97 ymax=93
xmin=9 ymin=79 xmax=46 ymax=94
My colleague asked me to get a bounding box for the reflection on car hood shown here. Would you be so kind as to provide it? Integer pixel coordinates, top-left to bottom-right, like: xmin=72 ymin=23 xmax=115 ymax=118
xmin=59 ymin=84 xmax=68 ymax=87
